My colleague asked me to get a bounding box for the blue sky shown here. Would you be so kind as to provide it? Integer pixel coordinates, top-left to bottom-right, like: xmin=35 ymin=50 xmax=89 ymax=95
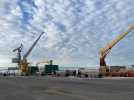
xmin=0 ymin=0 xmax=134 ymax=67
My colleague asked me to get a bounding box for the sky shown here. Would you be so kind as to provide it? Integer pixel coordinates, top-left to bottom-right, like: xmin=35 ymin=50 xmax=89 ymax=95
xmin=0 ymin=0 xmax=134 ymax=68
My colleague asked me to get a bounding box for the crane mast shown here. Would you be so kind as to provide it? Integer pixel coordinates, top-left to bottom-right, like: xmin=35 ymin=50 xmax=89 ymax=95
xmin=99 ymin=25 xmax=134 ymax=75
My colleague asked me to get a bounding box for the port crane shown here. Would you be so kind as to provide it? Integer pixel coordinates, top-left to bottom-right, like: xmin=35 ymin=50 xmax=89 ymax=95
xmin=99 ymin=25 xmax=134 ymax=76
xmin=13 ymin=32 xmax=44 ymax=75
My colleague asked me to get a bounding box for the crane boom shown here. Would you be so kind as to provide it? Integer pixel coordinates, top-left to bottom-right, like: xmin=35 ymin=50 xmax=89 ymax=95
xmin=99 ymin=25 xmax=134 ymax=75
xmin=23 ymin=32 xmax=44 ymax=59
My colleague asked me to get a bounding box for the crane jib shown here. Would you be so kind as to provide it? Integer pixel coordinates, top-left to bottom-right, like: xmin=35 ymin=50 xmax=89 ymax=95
xmin=23 ymin=32 xmax=44 ymax=59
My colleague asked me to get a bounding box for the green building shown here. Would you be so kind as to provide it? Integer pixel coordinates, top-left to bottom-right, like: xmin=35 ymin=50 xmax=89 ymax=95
xmin=45 ymin=65 xmax=59 ymax=74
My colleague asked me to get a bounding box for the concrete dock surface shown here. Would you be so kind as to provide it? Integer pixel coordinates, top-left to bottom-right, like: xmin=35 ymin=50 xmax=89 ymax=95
xmin=0 ymin=76 xmax=134 ymax=100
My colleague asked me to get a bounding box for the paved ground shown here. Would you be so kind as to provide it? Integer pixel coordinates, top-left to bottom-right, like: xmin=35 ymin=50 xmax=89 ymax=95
xmin=0 ymin=76 xmax=134 ymax=100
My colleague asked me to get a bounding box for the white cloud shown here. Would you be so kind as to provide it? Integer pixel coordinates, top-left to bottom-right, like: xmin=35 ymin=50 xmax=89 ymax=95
xmin=0 ymin=0 xmax=134 ymax=67
xmin=11 ymin=5 xmax=22 ymax=17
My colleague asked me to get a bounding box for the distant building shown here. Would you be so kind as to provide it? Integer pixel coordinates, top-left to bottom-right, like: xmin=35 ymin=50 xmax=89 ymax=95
xmin=110 ymin=66 xmax=126 ymax=72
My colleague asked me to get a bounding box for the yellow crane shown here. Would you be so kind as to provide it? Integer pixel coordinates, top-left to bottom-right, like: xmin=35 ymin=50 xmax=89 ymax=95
xmin=13 ymin=32 xmax=44 ymax=75
xmin=99 ymin=25 xmax=134 ymax=76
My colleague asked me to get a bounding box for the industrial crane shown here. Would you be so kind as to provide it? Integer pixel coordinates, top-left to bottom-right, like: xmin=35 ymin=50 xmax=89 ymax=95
xmin=20 ymin=32 xmax=44 ymax=75
xmin=13 ymin=32 xmax=44 ymax=75
xmin=99 ymin=25 xmax=134 ymax=76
